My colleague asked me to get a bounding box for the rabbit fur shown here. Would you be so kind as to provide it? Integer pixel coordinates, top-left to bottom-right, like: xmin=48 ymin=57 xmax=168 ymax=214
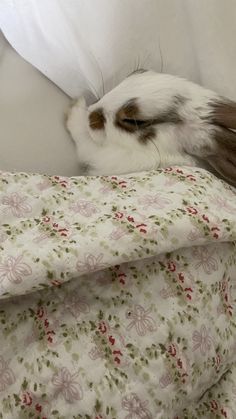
xmin=66 ymin=70 xmax=236 ymax=186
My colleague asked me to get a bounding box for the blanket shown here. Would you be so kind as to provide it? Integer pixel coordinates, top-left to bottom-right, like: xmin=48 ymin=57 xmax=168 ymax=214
xmin=0 ymin=167 xmax=236 ymax=419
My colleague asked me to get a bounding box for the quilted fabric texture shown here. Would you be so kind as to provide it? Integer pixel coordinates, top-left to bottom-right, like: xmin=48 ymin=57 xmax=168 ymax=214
xmin=0 ymin=167 xmax=235 ymax=418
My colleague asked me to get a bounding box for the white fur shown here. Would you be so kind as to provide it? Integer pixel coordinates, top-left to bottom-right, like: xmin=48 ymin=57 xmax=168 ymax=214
xmin=66 ymin=70 xmax=220 ymax=176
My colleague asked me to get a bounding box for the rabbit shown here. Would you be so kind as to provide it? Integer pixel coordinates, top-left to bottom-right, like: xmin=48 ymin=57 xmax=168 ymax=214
xmin=66 ymin=69 xmax=236 ymax=186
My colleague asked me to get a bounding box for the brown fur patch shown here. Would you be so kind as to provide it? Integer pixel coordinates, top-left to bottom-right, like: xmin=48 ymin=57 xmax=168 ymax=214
xmin=79 ymin=162 xmax=92 ymax=174
xmin=139 ymin=127 xmax=156 ymax=143
xmin=205 ymin=126 xmax=236 ymax=186
xmin=89 ymin=108 xmax=106 ymax=130
xmin=214 ymin=127 xmax=236 ymax=161
xmin=115 ymin=99 xmax=143 ymax=133
xmin=150 ymin=110 xmax=182 ymax=125
xmin=115 ymin=97 xmax=183 ymax=135
xmin=210 ymin=99 xmax=236 ymax=129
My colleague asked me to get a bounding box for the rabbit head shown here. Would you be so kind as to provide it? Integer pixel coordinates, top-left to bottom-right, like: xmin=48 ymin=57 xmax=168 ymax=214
xmin=67 ymin=70 xmax=236 ymax=185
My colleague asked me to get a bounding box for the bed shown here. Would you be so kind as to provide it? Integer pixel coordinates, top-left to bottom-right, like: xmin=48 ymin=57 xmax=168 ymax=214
xmin=0 ymin=3 xmax=236 ymax=418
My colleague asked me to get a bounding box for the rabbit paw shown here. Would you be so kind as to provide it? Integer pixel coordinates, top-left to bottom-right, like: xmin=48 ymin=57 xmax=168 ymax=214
xmin=65 ymin=96 xmax=87 ymax=140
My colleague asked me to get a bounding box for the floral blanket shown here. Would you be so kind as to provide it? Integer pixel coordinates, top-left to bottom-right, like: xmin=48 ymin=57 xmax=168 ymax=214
xmin=0 ymin=167 xmax=236 ymax=419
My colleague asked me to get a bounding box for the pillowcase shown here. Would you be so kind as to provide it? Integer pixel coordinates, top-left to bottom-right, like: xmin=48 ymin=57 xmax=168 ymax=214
xmin=0 ymin=32 xmax=78 ymax=176
xmin=0 ymin=0 xmax=199 ymax=103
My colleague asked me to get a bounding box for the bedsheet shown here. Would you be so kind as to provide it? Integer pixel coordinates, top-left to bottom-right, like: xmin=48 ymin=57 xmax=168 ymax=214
xmin=0 ymin=167 xmax=236 ymax=418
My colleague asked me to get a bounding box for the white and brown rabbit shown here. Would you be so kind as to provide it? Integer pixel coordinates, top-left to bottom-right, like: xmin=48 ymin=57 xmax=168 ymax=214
xmin=66 ymin=69 xmax=236 ymax=186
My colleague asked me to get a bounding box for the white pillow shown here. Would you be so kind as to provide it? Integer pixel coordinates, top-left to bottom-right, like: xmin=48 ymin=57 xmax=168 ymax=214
xmin=0 ymin=0 xmax=200 ymax=103
xmin=1 ymin=0 xmax=236 ymax=103
xmin=0 ymin=32 xmax=78 ymax=176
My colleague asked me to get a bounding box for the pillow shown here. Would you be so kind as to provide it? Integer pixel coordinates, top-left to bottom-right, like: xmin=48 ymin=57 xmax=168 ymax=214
xmin=1 ymin=0 xmax=236 ymax=103
xmin=0 ymin=32 xmax=78 ymax=176
xmin=0 ymin=0 xmax=200 ymax=103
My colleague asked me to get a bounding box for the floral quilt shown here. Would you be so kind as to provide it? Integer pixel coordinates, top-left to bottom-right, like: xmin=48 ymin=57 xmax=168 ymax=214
xmin=0 ymin=167 xmax=236 ymax=419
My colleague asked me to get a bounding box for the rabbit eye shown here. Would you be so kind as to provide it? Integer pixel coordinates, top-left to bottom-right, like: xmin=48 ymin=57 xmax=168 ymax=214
xmin=122 ymin=118 xmax=147 ymax=127
xmin=115 ymin=98 xmax=146 ymax=133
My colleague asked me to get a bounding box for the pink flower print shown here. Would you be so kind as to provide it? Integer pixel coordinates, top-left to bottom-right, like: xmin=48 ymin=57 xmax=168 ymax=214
xmin=122 ymin=393 xmax=152 ymax=419
xmin=138 ymin=194 xmax=171 ymax=210
xmin=89 ymin=345 xmax=104 ymax=360
xmin=21 ymin=391 xmax=33 ymax=406
xmin=192 ymin=325 xmax=213 ymax=355
xmin=1 ymin=192 xmax=31 ymax=217
xmin=0 ymin=356 xmax=15 ymax=391
xmin=41 ymin=216 xmax=71 ymax=238
xmin=126 ymin=305 xmax=157 ymax=336
xmin=35 ymin=403 xmax=42 ymax=413
xmin=96 ymin=321 xmax=129 ymax=366
xmin=115 ymin=211 xmax=125 ymax=219
xmin=109 ymin=227 xmax=127 ymax=240
xmin=164 ymin=177 xmax=178 ymax=187
xmin=106 ymin=176 xmax=128 ymax=189
xmin=185 ymin=173 xmax=196 ymax=182
xmin=33 ymin=232 xmax=50 ymax=244
xmin=70 ymin=200 xmax=98 ymax=217
xmin=167 ymin=343 xmax=178 ymax=357
xmin=219 ymin=275 xmax=233 ymax=317
xmin=193 ymin=247 xmax=218 ymax=274
xmin=202 ymin=214 xmax=210 ymax=223
xmin=213 ymin=354 xmax=222 ymax=371
xmin=211 ymin=195 xmax=236 ymax=214
xmin=53 ymin=176 xmax=69 ymax=188
xmin=167 ymin=261 xmax=177 ymax=272
xmin=0 ymin=255 xmax=32 ymax=284
xmin=98 ymin=321 xmax=108 ymax=334
xmin=160 ymin=286 xmax=177 ymax=299
xmin=187 ymin=228 xmax=202 ymax=241
xmin=166 ymin=343 xmax=189 ymax=383
xmin=76 ymin=253 xmax=106 ymax=273
xmin=210 ymin=225 xmax=220 ymax=240
xmin=159 ymin=372 xmax=173 ymax=389
xmin=36 ymin=178 xmax=52 ymax=191
xmin=64 ymin=295 xmax=90 ymax=318
xmin=36 ymin=307 xmax=47 ymax=319
xmin=186 ymin=206 xmax=198 ymax=215
xmin=99 ymin=182 xmax=114 ymax=194
xmin=52 ymin=367 xmax=83 ymax=403
xmin=210 ymin=399 xmax=219 ymax=411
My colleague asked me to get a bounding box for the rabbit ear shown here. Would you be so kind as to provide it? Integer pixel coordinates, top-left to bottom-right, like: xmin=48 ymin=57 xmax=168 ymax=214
xmin=206 ymin=99 xmax=236 ymax=185
xmin=189 ymin=98 xmax=236 ymax=186
xmin=206 ymin=126 xmax=236 ymax=185
xmin=210 ymin=98 xmax=236 ymax=129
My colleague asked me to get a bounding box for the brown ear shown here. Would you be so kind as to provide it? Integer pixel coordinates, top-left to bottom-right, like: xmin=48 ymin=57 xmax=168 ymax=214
xmin=210 ymin=98 xmax=236 ymax=129
xmin=205 ymin=99 xmax=236 ymax=185
xmin=206 ymin=127 xmax=236 ymax=185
